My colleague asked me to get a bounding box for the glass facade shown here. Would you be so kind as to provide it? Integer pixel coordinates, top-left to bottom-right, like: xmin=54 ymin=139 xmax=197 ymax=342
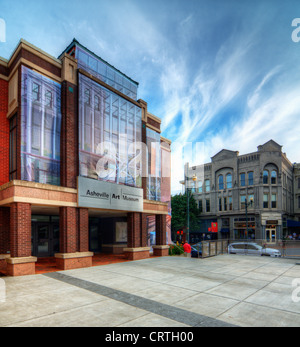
xmin=75 ymin=46 xmax=138 ymax=100
xmin=146 ymin=128 xmax=161 ymax=201
xmin=20 ymin=66 xmax=61 ymax=185
xmin=78 ymin=73 xmax=142 ymax=187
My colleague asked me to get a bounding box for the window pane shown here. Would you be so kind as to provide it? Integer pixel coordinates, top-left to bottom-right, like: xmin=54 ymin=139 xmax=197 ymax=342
xmin=226 ymin=174 xmax=232 ymax=189
xmin=263 ymin=170 xmax=269 ymax=184
xmin=248 ymin=172 xmax=253 ymax=185
xmin=219 ymin=175 xmax=224 ymax=190
xmin=240 ymin=173 xmax=245 ymax=186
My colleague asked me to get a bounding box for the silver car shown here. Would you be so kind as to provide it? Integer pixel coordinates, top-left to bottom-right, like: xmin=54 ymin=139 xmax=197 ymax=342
xmin=228 ymin=242 xmax=281 ymax=257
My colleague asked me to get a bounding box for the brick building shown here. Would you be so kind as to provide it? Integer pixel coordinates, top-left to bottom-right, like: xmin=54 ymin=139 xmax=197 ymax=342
xmin=0 ymin=39 xmax=171 ymax=276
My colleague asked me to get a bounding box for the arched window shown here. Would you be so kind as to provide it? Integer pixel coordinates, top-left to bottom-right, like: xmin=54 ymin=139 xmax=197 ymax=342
xmin=218 ymin=175 xmax=224 ymax=190
xmin=271 ymin=170 xmax=277 ymax=184
xmin=226 ymin=173 xmax=232 ymax=189
xmin=263 ymin=170 xmax=269 ymax=184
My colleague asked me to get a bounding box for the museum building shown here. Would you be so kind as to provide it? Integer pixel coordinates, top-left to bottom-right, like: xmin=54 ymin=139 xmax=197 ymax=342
xmin=0 ymin=38 xmax=171 ymax=276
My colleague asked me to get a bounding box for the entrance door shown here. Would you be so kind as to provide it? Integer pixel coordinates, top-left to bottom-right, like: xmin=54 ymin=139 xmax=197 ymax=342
xmin=266 ymin=229 xmax=276 ymax=243
xmin=32 ymin=222 xmax=60 ymax=257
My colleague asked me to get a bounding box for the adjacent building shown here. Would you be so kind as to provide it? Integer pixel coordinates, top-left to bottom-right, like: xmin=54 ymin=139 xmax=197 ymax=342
xmin=182 ymin=140 xmax=300 ymax=243
xmin=0 ymin=38 xmax=171 ymax=276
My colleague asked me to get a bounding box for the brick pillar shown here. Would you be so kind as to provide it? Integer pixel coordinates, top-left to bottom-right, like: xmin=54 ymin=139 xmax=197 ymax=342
xmin=0 ymin=207 xmax=10 ymax=271
xmin=7 ymin=203 xmax=37 ymax=276
xmin=140 ymin=213 xmax=148 ymax=248
xmin=59 ymin=206 xmax=77 ymax=254
xmin=125 ymin=212 xmax=150 ymax=260
xmin=153 ymin=214 xmax=169 ymax=257
xmin=60 ymin=80 xmax=78 ymax=189
xmin=56 ymin=207 xmax=93 ymax=270
xmin=78 ymin=208 xmax=89 ymax=252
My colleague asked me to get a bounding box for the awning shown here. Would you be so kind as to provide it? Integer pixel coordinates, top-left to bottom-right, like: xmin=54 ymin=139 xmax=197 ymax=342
xmin=287 ymin=220 xmax=300 ymax=228
xmin=220 ymin=228 xmax=230 ymax=233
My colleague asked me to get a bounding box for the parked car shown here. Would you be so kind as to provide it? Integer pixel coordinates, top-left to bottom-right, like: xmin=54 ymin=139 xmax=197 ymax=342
xmin=228 ymin=242 xmax=281 ymax=257
xmin=191 ymin=243 xmax=202 ymax=258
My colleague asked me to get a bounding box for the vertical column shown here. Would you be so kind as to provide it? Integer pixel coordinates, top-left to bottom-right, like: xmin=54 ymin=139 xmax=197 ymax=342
xmin=0 ymin=207 xmax=10 ymax=271
xmin=124 ymin=212 xmax=150 ymax=260
xmin=60 ymin=79 xmax=78 ymax=189
xmin=55 ymin=207 xmax=93 ymax=270
xmin=153 ymin=214 xmax=169 ymax=257
xmin=6 ymin=203 xmax=37 ymax=276
xmin=60 ymin=54 xmax=78 ymax=189
xmin=78 ymin=208 xmax=89 ymax=252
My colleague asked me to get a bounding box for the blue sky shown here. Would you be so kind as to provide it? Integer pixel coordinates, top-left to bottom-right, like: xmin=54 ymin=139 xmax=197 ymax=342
xmin=1 ymin=0 xmax=300 ymax=194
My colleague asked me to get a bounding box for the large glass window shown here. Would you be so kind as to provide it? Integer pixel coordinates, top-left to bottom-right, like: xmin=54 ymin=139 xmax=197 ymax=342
xmin=271 ymin=170 xmax=277 ymax=184
xmin=218 ymin=175 xmax=224 ymax=190
xmin=9 ymin=114 xmax=17 ymax=180
xmin=240 ymin=195 xmax=246 ymax=210
xmin=263 ymin=170 xmax=269 ymax=184
xmin=76 ymin=46 xmax=138 ymax=100
xmin=78 ymin=73 xmax=142 ymax=188
xmin=205 ymin=179 xmax=210 ymax=192
xmin=206 ymin=199 xmax=210 ymax=212
xmin=240 ymin=173 xmax=246 ymax=186
xmin=20 ymin=66 xmax=61 ymax=185
xmin=263 ymin=194 xmax=269 ymax=208
xmin=146 ymin=128 xmax=161 ymax=201
xmin=226 ymin=173 xmax=232 ymax=189
xmin=248 ymin=172 xmax=253 ymax=185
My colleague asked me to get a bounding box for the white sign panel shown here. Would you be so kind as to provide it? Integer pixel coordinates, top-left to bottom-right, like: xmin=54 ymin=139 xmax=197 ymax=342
xmin=78 ymin=176 xmax=143 ymax=212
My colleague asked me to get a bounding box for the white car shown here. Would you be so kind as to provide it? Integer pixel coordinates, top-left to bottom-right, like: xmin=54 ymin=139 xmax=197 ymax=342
xmin=228 ymin=242 xmax=281 ymax=257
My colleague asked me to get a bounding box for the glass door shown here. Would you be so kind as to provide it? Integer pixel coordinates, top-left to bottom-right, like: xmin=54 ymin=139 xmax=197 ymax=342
xmin=32 ymin=221 xmax=60 ymax=257
xmin=266 ymin=229 xmax=276 ymax=243
xmin=36 ymin=223 xmax=50 ymax=257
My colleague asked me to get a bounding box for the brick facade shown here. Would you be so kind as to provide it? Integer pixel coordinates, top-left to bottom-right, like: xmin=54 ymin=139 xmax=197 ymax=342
xmin=10 ymin=202 xmax=31 ymax=258
xmin=60 ymin=81 xmax=78 ymax=189
xmin=0 ymin=207 xmax=10 ymax=254
xmin=0 ymin=39 xmax=171 ymax=276
xmin=0 ymin=78 xmax=9 ymax=185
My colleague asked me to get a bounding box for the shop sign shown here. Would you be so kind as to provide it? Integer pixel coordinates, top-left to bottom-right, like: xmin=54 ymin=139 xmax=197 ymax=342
xmin=78 ymin=176 xmax=143 ymax=212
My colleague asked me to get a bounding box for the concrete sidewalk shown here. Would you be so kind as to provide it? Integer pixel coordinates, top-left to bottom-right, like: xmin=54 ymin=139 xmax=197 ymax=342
xmin=0 ymin=254 xmax=300 ymax=327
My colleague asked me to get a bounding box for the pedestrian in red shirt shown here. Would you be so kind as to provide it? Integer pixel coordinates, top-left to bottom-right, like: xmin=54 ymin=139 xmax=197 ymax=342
xmin=183 ymin=241 xmax=191 ymax=257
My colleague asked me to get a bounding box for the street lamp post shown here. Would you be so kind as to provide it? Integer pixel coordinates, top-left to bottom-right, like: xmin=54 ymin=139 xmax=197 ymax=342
xmin=185 ymin=164 xmax=197 ymax=244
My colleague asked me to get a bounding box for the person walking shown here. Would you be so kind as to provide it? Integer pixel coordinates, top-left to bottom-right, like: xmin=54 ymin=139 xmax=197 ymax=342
xmin=183 ymin=241 xmax=192 ymax=258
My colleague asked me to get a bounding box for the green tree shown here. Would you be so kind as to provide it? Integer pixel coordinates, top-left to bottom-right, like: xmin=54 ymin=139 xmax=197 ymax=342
xmin=171 ymin=193 xmax=200 ymax=240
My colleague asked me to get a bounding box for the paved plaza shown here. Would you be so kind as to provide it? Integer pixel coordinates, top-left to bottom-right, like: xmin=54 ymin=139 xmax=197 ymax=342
xmin=0 ymin=254 xmax=300 ymax=327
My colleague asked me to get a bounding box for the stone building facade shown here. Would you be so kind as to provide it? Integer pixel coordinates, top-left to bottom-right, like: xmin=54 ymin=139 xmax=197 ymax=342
xmin=183 ymin=140 xmax=297 ymax=243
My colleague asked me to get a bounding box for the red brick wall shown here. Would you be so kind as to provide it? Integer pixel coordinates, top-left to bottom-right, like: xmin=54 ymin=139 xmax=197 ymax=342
xmin=59 ymin=206 xmax=77 ymax=253
xmin=59 ymin=207 xmax=89 ymax=254
xmin=127 ymin=212 xmax=148 ymax=248
xmin=0 ymin=78 xmax=9 ymax=185
xmin=156 ymin=214 xmax=167 ymax=245
xmin=10 ymin=203 xmax=31 ymax=258
xmin=0 ymin=207 xmax=10 ymax=254
xmin=78 ymin=208 xmax=89 ymax=252
xmin=60 ymin=81 xmax=78 ymax=189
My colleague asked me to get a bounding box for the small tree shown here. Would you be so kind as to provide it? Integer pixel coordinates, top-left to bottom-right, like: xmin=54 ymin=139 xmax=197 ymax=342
xmin=171 ymin=193 xmax=200 ymax=241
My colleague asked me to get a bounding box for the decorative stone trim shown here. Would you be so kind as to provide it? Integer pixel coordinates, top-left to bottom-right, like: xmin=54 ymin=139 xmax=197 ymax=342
xmin=152 ymin=245 xmax=170 ymax=250
xmin=123 ymin=247 xmax=151 ymax=253
xmin=55 ymin=252 xmax=94 ymax=259
xmin=6 ymin=256 xmax=37 ymax=264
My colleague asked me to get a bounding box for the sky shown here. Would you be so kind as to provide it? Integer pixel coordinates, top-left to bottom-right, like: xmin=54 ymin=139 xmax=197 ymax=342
xmin=1 ymin=0 xmax=300 ymax=194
